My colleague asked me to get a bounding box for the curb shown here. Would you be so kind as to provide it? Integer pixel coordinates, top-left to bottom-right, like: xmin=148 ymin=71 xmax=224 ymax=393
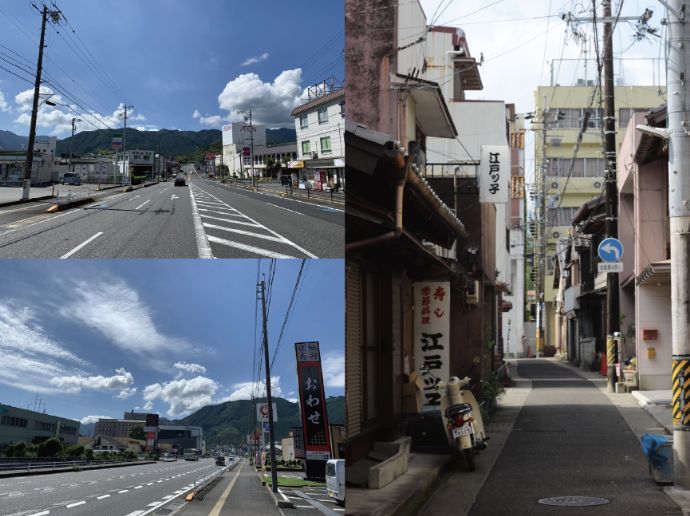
xmin=0 ymin=194 xmax=55 ymax=208
xmin=256 ymin=470 xmax=296 ymax=509
xmin=0 ymin=460 xmax=156 ymax=478
xmin=46 ymin=196 xmax=94 ymax=212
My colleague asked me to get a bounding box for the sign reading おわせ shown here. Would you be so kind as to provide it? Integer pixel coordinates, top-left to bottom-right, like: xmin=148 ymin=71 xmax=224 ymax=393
xmin=479 ymin=145 xmax=509 ymax=204
xmin=414 ymin=282 xmax=450 ymax=409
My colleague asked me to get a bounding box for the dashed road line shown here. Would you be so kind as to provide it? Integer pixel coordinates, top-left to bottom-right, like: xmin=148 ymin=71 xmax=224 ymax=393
xmin=97 ymin=494 xmax=110 ymax=499
xmin=266 ymin=202 xmax=305 ymax=215
xmin=60 ymin=231 xmax=103 ymax=259
xmin=135 ymin=199 xmax=150 ymax=210
xmin=27 ymin=511 xmax=50 ymax=516
xmin=65 ymin=501 xmax=86 ymax=508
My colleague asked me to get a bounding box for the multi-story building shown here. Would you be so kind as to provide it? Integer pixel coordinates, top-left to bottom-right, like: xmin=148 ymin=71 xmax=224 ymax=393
xmin=533 ymin=83 xmax=665 ymax=353
xmin=291 ymin=82 xmax=345 ymax=191
xmin=94 ymin=418 xmax=144 ymax=438
xmin=0 ymin=136 xmax=58 ymax=186
xmin=0 ymin=403 xmax=80 ymax=446
xmin=221 ymin=122 xmax=297 ymax=179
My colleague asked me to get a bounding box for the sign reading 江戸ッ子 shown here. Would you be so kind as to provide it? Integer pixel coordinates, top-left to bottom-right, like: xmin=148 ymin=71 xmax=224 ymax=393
xmin=479 ymin=145 xmax=509 ymax=204
xmin=414 ymin=282 xmax=450 ymax=410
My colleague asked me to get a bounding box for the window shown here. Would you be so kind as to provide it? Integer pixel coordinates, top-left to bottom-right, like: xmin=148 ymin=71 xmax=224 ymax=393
xmin=546 ymin=207 xmax=579 ymax=226
xmin=619 ymin=108 xmax=653 ymax=129
xmin=1 ymin=415 xmax=28 ymax=427
xmin=550 ymin=108 xmax=602 ymax=129
xmin=299 ymin=114 xmax=308 ymax=129
xmin=547 ymin=157 xmax=605 ymax=178
xmin=320 ymin=136 xmax=332 ymax=154
xmin=35 ymin=421 xmax=56 ymax=432
xmin=301 ymin=141 xmax=311 ymax=155
xmin=318 ymin=107 xmax=328 ymax=124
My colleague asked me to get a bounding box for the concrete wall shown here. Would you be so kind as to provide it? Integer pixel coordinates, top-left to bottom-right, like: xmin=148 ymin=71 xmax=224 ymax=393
xmin=636 ymin=284 xmax=672 ymax=390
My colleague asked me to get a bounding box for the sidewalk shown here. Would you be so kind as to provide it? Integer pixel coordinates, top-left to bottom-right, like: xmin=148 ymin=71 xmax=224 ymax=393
xmin=214 ymin=180 xmax=345 ymax=206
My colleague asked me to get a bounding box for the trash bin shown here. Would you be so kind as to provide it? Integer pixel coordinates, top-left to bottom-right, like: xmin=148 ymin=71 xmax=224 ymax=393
xmin=640 ymin=433 xmax=673 ymax=485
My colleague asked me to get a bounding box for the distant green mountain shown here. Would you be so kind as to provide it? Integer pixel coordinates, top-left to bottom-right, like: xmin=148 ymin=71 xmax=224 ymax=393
xmin=176 ymin=396 xmax=344 ymax=447
xmin=0 ymin=130 xmax=28 ymax=151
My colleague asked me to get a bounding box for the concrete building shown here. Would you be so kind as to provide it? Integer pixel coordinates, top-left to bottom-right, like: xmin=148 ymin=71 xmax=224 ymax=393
xmin=0 ymin=403 xmax=80 ymax=446
xmin=533 ymin=83 xmax=665 ymax=354
xmin=221 ymin=122 xmax=297 ymax=179
xmin=94 ymin=418 xmax=145 ymax=438
xmin=56 ymin=156 xmax=119 ymax=183
xmin=0 ymin=136 xmax=58 ymax=186
xmin=291 ymin=85 xmax=345 ymax=190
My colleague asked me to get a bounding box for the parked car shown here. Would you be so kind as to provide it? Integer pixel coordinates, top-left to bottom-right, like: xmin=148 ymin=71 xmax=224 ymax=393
xmin=174 ymin=174 xmax=186 ymax=186
xmin=161 ymin=453 xmax=176 ymax=462
xmin=326 ymin=459 xmax=345 ymax=506
xmin=62 ymin=172 xmax=81 ymax=185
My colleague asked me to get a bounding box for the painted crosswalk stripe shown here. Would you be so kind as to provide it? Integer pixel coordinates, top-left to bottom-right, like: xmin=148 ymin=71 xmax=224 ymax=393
xmin=203 ymin=222 xmax=286 ymax=243
xmin=199 ymin=214 xmax=261 ymax=227
xmin=207 ymin=235 xmax=294 ymax=258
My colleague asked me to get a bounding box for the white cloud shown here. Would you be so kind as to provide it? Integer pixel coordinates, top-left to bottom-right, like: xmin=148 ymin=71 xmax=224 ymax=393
xmin=143 ymin=376 xmax=218 ymax=417
xmin=241 ymin=52 xmax=269 ymax=66
xmin=142 ymin=400 xmax=154 ymax=411
xmin=58 ymin=278 xmax=190 ymax=369
xmin=50 ymin=367 xmax=135 ymax=394
xmin=116 ymin=387 xmax=138 ymax=399
xmin=322 ymin=351 xmax=344 ymax=388
xmin=198 ymin=114 xmax=223 ymax=126
xmin=217 ymin=69 xmax=303 ymax=125
xmin=192 ymin=109 xmax=201 ymax=118
xmin=0 ymin=89 xmax=9 ymax=112
xmin=80 ymin=415 xmax=112 ymax=425
xmin=174 ymin=362 xmax=207 ymax=374
xmin=0 ymin=301 xmax=87 ymax=393
xmin=222 ymin=376 xmax=282 ymax=402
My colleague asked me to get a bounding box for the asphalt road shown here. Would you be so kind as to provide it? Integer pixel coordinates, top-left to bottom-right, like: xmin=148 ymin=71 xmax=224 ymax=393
xmin=0 ymin=458 xmax=222 ymax=516
xmin=0 ymin=178 xmax=343 ymax=258
xmin=467 ymin=360 xmax=680 ymax=516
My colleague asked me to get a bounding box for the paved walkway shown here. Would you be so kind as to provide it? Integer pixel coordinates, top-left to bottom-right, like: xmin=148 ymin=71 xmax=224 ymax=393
xmin=466 ymin=360 xmax=679 ymax=515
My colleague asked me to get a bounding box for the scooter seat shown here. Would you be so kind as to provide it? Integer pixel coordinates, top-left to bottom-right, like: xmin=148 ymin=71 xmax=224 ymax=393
xmin=445 ymin=403 xmax=472 ymax=418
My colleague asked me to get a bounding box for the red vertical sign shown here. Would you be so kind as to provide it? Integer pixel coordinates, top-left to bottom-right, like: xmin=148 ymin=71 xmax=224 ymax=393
xmin=295 ymin=341 xmax=331 ymax=461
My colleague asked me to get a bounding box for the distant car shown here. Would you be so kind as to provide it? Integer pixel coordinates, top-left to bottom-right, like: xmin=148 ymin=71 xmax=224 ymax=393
xmin=215 ymin=456 xmax=226 ymax=466
xmin=228 ymin=456 xmax=235 ymax=462
xmin=161 ymin=453 xmax=175 ymax=462
xmin=174 ymin=174 xmax=186 ymax=186
xmin=62 ymin=172 xmax=81 ymax=185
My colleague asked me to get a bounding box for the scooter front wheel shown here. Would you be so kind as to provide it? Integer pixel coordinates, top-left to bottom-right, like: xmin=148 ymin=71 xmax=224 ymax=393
xmin=463 ymin=448 xmax=476 ymax=471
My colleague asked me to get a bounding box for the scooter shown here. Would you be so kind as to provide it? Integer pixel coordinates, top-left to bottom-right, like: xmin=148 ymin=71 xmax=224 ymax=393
xmin=436 ymin=376 xmax=488 ymax=471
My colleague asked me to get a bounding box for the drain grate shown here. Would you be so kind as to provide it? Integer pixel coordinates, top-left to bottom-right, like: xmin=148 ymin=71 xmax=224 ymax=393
xmin=538 ymin=496 xmax=610 ymax=507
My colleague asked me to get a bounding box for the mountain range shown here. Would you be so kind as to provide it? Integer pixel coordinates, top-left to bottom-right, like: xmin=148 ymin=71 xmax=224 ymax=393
xmin=78 ymin=396 xmax=345 ymax=447
xmin=0 ymin=127 xmax=297 ymax=159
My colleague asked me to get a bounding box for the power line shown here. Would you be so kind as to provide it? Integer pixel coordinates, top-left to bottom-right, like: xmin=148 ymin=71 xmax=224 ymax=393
xmin=270 ymin=260 xmax=306 ymax=369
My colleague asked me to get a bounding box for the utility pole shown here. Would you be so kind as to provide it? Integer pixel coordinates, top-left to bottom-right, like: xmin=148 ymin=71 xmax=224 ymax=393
xmin=258 ymin=279 xmax=278 ymax=493
xmin=602 ymin=0 xmax=620 ymax=393
xmin=536 ymin=103 xmax=548 ymax=359
xmin=120 ymin=105 xmax=134 ymax=186
xmin=69 ymin=118 xmax=81 ymax=175
xmin=665 ymin=0 xmax=690 ymax=489
xmin=22 ymin=5 xmax=56 ymax=200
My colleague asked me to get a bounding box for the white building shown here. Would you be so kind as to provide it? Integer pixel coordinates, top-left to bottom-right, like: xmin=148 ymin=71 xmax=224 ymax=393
xmin=0 ymin=136 xmax=57 ymax=185
xmin=221 ymin=122 xmax=266 ymax=178
xmin=290 ymin=87 xmax=345 ymax=190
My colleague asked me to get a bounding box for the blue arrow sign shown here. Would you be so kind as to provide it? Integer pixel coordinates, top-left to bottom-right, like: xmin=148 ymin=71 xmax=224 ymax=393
xmin=598 ymin=238 xmax=623 ymax=262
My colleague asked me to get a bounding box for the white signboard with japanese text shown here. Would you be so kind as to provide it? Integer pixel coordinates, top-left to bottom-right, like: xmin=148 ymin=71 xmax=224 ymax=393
xmin=414 ymin=281 xmax=451 ymax=410
xmin=479 ymin=145 xmax=510 ymax=204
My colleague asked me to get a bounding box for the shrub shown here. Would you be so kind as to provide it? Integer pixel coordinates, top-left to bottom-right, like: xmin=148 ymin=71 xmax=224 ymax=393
xmin=37 ymin=438 xmax=62 ymax=458
xmin=84 ymin=448 xmax=94 ymax=461
xmin=7 ymin=441 xmax=27 ymax=458
xmin=65 ymin=444 xmax=84 ymax=458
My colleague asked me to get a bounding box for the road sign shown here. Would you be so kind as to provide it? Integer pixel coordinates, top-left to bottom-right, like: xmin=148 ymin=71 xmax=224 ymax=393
xmin=598 ymin=262 xmax=623 ymax=273
xmin=262 ymin=422 xmax=270 ymax=432
xmin=598 ymin=238 xmax=623 ymax=262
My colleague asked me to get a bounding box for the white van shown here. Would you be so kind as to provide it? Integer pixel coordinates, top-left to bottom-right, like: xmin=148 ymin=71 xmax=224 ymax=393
xmin=62 ymin=172 xmax=81 ymax=185
xmin=325 ymin=459 xmax=345 ymax=506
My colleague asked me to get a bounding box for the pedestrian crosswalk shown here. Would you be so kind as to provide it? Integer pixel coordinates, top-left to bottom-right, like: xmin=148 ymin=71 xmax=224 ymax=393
xmin=190 ymin=184 xmax=318 ymax=259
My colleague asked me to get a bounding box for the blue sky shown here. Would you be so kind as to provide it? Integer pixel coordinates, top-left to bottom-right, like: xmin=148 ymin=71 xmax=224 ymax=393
xmin=0 ymin=259 xmax=344 ymax=425
xmin=0 ymin=0 xmax=344 ymax=136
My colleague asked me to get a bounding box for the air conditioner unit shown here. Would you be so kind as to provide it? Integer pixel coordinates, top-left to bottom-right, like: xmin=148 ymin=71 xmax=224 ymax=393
xmin=465 ymin=280 xmax=480 ymax=305
xmin=593 ymin=181 xmax=602 ymax=189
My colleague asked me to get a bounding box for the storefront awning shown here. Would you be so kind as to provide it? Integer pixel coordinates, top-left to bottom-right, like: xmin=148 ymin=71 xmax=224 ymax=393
xmin=288 ymin=160 xmax=304 ymax=169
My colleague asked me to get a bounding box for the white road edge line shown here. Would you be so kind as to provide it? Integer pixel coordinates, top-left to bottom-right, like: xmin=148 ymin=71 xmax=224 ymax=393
xmin=135 ymin=199 xmax=150 ymax=210
xmin=266 ymin=202 xmax=305 ymax=216
xmin=60 ymin=231 xmax=103 ymax=259
xmin=189 ymin=186 xmax=213 ymax=259
xmin=66 ymin=501 xmax=86 ymax=508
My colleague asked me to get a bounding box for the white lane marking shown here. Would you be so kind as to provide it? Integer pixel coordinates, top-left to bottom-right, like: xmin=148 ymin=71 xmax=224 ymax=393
xmin=132 ymin=194 xmax=142 ymax=200
xmin=199 ymin=214 xmax=261 ymax=227
xmin=135 ymin=199 xmax=150 ymax=210
xmin=60 ymin=231 xmax=103 ymax=259
xmin=146 ymin=482 xmax=153 ymax=485
xmin=197 ymin=207 xmax=243 ymax=216
xmin=189 ymin=185 xmax=213 ymax=259
xmin=66 ymin=501 xmax=86 ymax=508
xmin=162 ymin=495 xmax=174 ymax=499
xmin=118 ymin=489 xmax=129 ymax=493
xmin=134 ymin=485 xmax=143 ymax=489
xmin=266 ymin=202 xmax=305 ymax=216
xmin=170 ymin=194 xmax=179 ymax=201
xmin=0 ymin=208 xmax=81 ymax=238
xmin=147 ymin=501 xmax=162 ymax=506
xmin=207 ymin=235 xmax=294 ymax=259
xmin=202 ymin=223 xmax=286 ymax=243
xmin=27 ymin=511 xmax=50 ymax=516
xmin=192 ymin=184 xmax=318 ymax=258
xmin=96 ymin=494 xmax=110 ymax=499
xmin=124 ymin=512 xmax=145 ymax=516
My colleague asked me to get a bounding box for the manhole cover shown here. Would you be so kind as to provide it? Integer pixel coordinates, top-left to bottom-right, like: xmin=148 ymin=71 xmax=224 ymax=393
xmin=538 ymin=496 xmax=610 ymax=507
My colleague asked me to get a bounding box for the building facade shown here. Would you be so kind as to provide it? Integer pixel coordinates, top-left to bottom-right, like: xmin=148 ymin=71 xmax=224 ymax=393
xmin=0 ymin=403 xmax=80 ymax=446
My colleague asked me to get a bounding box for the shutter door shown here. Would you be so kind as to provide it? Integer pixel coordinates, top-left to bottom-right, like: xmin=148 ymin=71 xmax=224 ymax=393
xmin=346 ymin=263 xmax=363 ymax=438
